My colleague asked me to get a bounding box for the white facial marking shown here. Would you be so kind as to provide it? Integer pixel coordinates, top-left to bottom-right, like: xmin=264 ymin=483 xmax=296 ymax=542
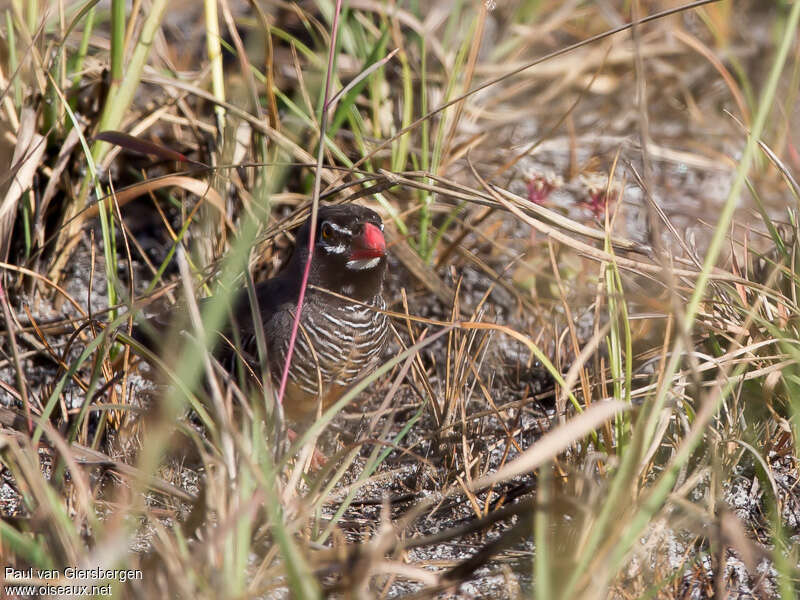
xmin=322 ymin=243 xmax=347 ymax=254
xmin=346 ymin=257 xmax=381 ymax=270
xmin=327 ymin=222 xmax=352 ymax=235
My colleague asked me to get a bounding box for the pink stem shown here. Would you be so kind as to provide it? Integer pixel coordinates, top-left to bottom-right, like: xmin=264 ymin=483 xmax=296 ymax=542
xmin=276 ymin=0 xmax=344 ymax=407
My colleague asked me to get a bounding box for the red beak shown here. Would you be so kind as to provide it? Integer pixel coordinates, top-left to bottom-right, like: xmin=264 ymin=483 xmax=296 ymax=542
xmin=349 ymin=222 xmax=386 ymax=260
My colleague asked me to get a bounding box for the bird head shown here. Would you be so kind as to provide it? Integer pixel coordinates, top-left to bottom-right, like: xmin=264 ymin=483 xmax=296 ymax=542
xmin=291 ymin=204 xmax=388 ymax=300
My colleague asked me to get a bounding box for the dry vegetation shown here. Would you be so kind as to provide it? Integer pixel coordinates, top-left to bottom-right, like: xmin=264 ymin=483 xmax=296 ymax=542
xmin=1 ymin=0 xmax=800 ymax=598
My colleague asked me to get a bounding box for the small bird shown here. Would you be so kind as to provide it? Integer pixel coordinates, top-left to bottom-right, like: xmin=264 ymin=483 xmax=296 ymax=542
xmin=136 ymin=204 xmax=390 ymax=422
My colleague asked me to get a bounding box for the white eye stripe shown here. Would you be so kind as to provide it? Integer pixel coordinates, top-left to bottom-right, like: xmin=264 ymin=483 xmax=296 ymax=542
xmin=325 ymin=222 xmax=352 ymax=235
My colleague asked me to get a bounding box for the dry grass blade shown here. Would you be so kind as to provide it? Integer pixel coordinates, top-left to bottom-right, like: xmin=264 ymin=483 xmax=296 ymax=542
xmin=724 ymin=109 xmax=800 ymax=197
xmin=328 ymin=48 xmax=400 ymax=111
xmin=93 ymin=130 xmax=207 ymax=167
xmin=0 ymin=424 xmax=194 ymax=502
xmin=83 ymin=175 xmax=229 ymax=229
xmin=487 ymin=184 xmax=646 ymax=254
xmin=379 ymin=169 xmax=649 ymax=254
xmin=140 ymin=75 xmax=335 ymax=181
xmin=385 ymin=228 xmax=455 ymax=305
xmin=0 ymin=108 xmax=45 ymax=260
xmin=472 ymin=401 xmax=628 ymax=491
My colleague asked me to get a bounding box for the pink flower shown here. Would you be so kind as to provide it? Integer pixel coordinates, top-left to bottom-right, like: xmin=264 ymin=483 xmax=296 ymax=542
xmin=525 ymin=171 xmax=563 ymax=205
xmin=579 ymin=174 xmax=620 ymax=220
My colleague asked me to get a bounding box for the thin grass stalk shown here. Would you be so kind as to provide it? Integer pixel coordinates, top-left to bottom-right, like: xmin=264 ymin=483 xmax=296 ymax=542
xmin=250 ymin=2 xmax=279 ymax=209
xmin=24 ymin=0 xmax=35 ymax=32
xmin=791 ymin=210 xmax=799 ymax=306
xmin=765 ymin=332 xmax=800 ymax=459
xmin=369 ymin=26 xmax=389 ymax=142
xmin=231 ymin=443 xmax=256 ymax=597
xmin=43 ymin=49 xmax=61 ymax=137
xmin=341 ymin=109 xmax=370 ymax=172
xmin=419 ymin=33 xmax=429 ymax=202
xmin=329 ymin=32 xmax=392 ymax=132
xmin=266 ymin=24 xmax=324 ymax=67
xmin=605 ymin=259 xmax=624 ymax=441
xmin=0 ymin=518 xmax=53 ymax=569
xmin=0 ymin=279 xmax=31 ymax=433
xmin=276 ymin=0 xmax=343 ymax=406
xmin=204 ymin=0 xmax=226 ymax=131
xmin=604 ymin=229 xmax=633 ymax=452
xmin=769 ymin=476 xmax=796 ymax=599
xmin=421 ymin=16 xmax=473 ymax=260
xmin=534 ymin=465 xmax=552 ymax=598
xmin=429 ymin=201 xmax=463 ymax=254
xmin=267 ymin=85 xmax=406 ymax=232
xmin=317 ymin=0 xmax=352 ymax=58
xmin=69 ymin=6 xmax=95 ymax=88
xmin=392 ymin=45 xmax=412 ymax=173
xmin=177 ymin=248 xmax=236 ymax=472
xmin=20 ymin=194 xmax=31 ymax=260
xmin=5 ymin=10 xmax=21 ymax=109
xmin=441 ymin=2 xmax=485 ymax=161
xmin=260 ymin=450 xmax=322 ymax=598
xmin=64 ymin=332 xmax=111 ymax=447
xmin=617 ymin=264 xmax=633 ymax=401
xmin=747 ymin=178 xmax=789 ymax=261
xmin=110 ymin=0 xmax=125 ymax=84
xmin=95 ymin=189 xmax=118 ymax=318
xmin=6 ymin=1 xmax=44 ymax=97
xmin=55 ymin=1 xmax=67 ymax=118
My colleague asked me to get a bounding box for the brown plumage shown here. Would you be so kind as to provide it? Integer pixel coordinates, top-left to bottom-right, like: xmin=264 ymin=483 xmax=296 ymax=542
xmin=136 ymin=204 xmax=390 ymax=422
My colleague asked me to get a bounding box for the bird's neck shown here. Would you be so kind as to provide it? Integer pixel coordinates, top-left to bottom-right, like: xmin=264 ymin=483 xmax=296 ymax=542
xmin=290 ymin=251 xmax=386 ymax=303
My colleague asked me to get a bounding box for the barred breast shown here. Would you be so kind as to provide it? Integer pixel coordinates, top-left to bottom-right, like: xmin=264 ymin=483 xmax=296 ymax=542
xmin=275 ymin=294 xmax=389 ymax=402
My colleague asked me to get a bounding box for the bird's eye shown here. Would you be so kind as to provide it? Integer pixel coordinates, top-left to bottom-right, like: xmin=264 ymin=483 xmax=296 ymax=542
xmin=320 ymin=222 xmax=333 ymax=240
